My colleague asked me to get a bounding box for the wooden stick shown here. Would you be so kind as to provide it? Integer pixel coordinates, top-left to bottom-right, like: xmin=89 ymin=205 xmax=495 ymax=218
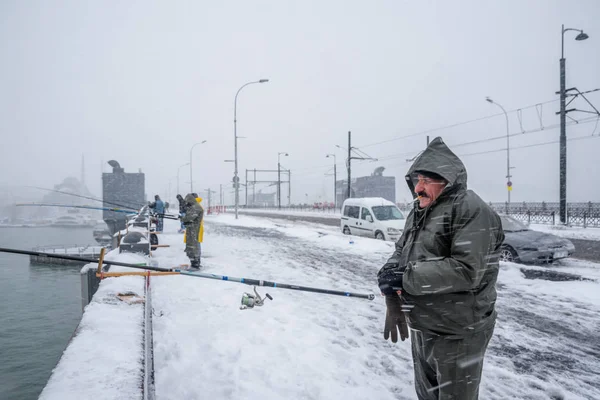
xmin=97 ymin=247 xmax=106 ymax=274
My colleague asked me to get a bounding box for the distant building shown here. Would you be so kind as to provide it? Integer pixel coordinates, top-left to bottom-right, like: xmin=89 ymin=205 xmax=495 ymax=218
xmin=247 ymin=191 xmax=276 ymax=207
xmin=102 ymin=160 xmax=145 ymax=233
xmin=336 ymin=166 xmax=396 ymax=205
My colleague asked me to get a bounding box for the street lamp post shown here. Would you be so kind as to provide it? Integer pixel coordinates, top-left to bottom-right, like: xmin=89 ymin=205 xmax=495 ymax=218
xmin=326 ymin=154 xmax=337 ymax=209
xmin=486 ymin=97 xmax=511 ymax=206
xmin=177 ymin=162 xmax=190 ymax=196
xmin=277 ymin=152 xmax=288 ymax=209
xmin=559 ymin=25 xmax=589 ymax=224
xmin=189 ymin=140 xmax=207 ymax=192
xmin=233 ymin=79 xmax=269 ymax=219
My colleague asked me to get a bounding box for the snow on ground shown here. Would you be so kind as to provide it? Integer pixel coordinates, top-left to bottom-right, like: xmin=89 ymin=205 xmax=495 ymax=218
xmin=237 ymin=209 xmax=600 ymax=242
xmin=530 ymin=223 xmax=600 ymax=241
xmin=238 ymin=208 xmax=341 ymax=219
xmin=39 ymin=258 xmax=147 ymax=400
xmin=38 ymin=213 xmax=600 ymax=399
xmin=150 ymin=215 xmax=600 ymax=400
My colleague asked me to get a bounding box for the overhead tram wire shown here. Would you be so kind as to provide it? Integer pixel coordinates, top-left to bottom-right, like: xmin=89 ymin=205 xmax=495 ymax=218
xmin=288 ymin=117 xmax=600 ymax=183
xmin=355 ymin=98 xmax=561 ymax=150
xmin=458 ymin=134 xmax=600 ymax=158
xmin=251 ymin=133 xmax=600 ymax=201
xmin=350 ymin=115 xmax=600 ymax=166
xmin=247 ymin=97 xmax=598 ymax=188
xmin=288 ymin=98 xmax=568 ymax=177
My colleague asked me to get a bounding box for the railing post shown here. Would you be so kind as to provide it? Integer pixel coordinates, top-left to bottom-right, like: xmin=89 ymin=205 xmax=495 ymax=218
xmin=552 ymin=211 xmax=555 ymax=225
xmin=527 ymin=210 xmax=531 ymax=225
xmin=584 ymin=212 xmax=587 ymax=228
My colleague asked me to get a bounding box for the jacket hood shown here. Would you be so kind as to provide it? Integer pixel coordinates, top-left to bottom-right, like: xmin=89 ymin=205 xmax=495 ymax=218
xmin=184 ymin=193 xmax=197 ymax=204
xmin=405 ymin=137 xmax=467 ymax=196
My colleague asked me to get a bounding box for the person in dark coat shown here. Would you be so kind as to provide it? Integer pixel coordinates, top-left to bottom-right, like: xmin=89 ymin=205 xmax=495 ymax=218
xmin=377 ymin=137 xmax=504 ymax=400
xmin=149 ymin=195 xmax=165 ymax=232
xmin=180 ymin=193 xmax=204 ymax=269
xmin=176 ymin=194 xmax=186 ymax=233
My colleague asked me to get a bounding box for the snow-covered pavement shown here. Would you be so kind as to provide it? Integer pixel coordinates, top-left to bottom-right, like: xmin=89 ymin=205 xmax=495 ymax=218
xmin=37 ymin=214 xmax=600 ymax=399
xmin=149 ymin=215 xmax=600 ymax=400
xmin=530 ymin=223 xmax=600 ymax=241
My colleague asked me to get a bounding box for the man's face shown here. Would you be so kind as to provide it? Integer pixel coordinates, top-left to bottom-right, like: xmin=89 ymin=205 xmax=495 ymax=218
xmin=413 ymin=174 xmax=446 ymax=208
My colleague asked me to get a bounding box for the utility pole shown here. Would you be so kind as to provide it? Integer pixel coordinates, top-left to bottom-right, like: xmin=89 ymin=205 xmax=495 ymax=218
xmin=333 ymin=164 xmax=335 ymax=208
xmin=277 ymin=152 xmax=288 ymax=209
xmin=558 ymin=25 xmax=589 ymax=224
xmin=347 ymin=131 xmax=351 ymax=199
xmin=288 ymin=170 xmax=291 ymax=206
xmin=344 ymin=131 xmax=376 ymax=201
xmin=233 ymin=79 xmax=269 ymax=219
xmin=205 ymin=188 xmax=216 ymax=211
xmin=486 ymin=97 xmax=512 ymax=206
xmin=326 ymin=153 xmax=337 ymax=209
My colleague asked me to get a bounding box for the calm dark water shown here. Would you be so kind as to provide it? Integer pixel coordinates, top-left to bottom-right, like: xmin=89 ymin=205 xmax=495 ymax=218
xmin=0 ymin=227 xmax=97 ymax=400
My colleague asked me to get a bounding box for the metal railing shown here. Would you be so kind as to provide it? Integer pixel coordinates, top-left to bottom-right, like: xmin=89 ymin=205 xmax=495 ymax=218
xmin=33 ymin=244 xmax=105 ymax=257
xmin=242 ymin=205 xmax=340 ymax=214
xmin=488 ymin=201 xmax=600 ymax=214
xmin=487 ymin=202 xmax=600 ymax=228
xmin=239 ymin=201 xmax=600 ymax=228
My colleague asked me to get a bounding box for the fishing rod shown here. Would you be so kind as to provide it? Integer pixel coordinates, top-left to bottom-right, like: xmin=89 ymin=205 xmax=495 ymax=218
xmin=155 ymin=213 xmax=180 ymax=220
xmin=16 ymin=203 xmax=137 ymax=214
xmin=0 ymin=247 xmax=166 ymax=270
xmin=27 ymin=186 xmax=142 ymax=211
xmin=0 ymin=247 xmax=375 ymax=306
xmin=175 ymin=269 xmax=376 ymax=301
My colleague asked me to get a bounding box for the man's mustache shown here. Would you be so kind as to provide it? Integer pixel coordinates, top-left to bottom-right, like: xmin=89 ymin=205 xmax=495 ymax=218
xmin=417 ymin=191 xmax=429 ymax=198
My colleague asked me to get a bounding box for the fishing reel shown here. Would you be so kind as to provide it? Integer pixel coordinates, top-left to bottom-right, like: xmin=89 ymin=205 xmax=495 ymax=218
xmin=240 ymin=286 xmax=273 ymax=310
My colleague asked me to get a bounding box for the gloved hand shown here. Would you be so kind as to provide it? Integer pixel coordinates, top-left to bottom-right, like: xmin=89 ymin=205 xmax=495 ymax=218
xmin=377 ymin=262 xmax=405 ymax=296
xmin=384 ymin=294 xmax=409 ymax=343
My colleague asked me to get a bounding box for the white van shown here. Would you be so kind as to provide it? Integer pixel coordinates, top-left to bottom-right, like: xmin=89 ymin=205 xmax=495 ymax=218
xmin=340 ymin=197 xmax=406 ymax=241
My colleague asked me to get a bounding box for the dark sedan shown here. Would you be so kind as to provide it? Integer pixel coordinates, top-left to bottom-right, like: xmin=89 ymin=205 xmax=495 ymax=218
xmin=499 ymin=215 xmax=575 ymax=264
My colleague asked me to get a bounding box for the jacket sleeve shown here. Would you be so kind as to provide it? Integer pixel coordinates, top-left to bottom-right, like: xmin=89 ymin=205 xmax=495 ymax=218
xmin=402 ymin=201 xmax=503 ymax=296
xmin=376 ymin=212 xmax=412 ymax=285
xmin=383 ymin=212 xmax=412 ymax=266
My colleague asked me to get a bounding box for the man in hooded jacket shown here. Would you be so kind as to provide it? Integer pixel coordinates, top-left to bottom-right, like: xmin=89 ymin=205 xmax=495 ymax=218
xmin=181 ymin=193 xmax=204 ymax=269
xmin=377 ymin=137 xmax=504 ymax=400
xmin=176 ymin=194 xmax=186 ymax=233
xmin=149 ymin=195 xmax=165 ymax=232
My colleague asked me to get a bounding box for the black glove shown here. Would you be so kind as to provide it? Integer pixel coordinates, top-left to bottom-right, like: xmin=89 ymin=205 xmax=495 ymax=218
xmin=384 ymin=294 xmax=409 ymax=343
xmin=377 ymin=262 xmax=405 ymax=296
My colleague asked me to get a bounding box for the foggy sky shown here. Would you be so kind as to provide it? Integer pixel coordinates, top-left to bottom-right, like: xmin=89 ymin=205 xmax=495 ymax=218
xmin=1 ymin=0 xmax=599 ymax=206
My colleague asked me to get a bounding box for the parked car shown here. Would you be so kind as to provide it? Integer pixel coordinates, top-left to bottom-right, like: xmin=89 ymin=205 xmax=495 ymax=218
xmin=340 ymin=197 xmax=405 ymax=241
xmin=500 ymin=215 xmax=575 ymax=263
